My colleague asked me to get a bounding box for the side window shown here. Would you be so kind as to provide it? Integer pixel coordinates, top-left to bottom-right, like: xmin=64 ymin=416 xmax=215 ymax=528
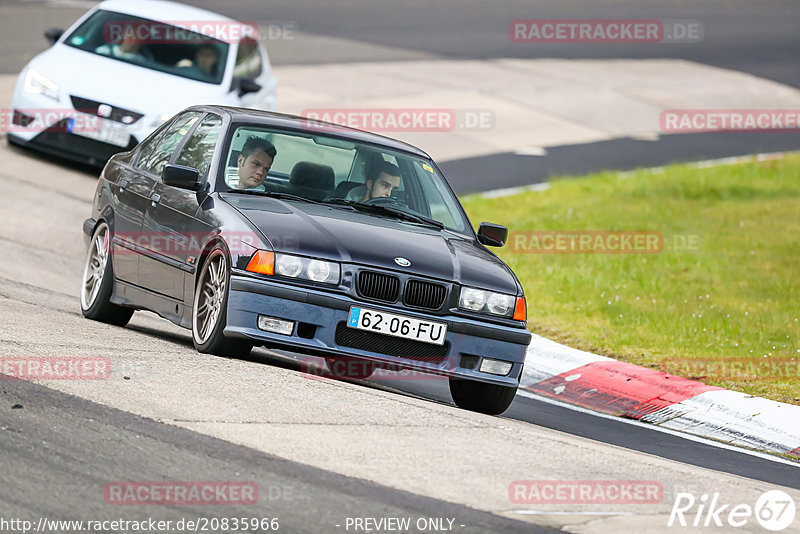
xmin=414 ymin=162 xmax=463 ymax=232
xmin=233 ymin=38 xmax=262 ymax=81
xmin=136 ymin=112 xmax=202 ymax=176
xmin=134 ymin=129 xmax=167 ymax=170
xmin=174 ymin=114 xmax=222 ymax=179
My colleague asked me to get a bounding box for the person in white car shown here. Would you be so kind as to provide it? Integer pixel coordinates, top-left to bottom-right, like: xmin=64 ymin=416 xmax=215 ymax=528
xmin=94 ymin=35 xmax=153 ymax=63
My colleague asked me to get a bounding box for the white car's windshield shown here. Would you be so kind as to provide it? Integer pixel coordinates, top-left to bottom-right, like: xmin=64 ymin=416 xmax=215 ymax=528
xmin=64 ymin=9 xmax=229 ymax=84
xmin=223 ymin=125 xmax=470 ymax=234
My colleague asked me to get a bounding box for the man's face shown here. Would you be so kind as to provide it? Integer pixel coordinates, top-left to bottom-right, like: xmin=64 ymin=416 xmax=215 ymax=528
xmin=237 ymin=149 xmax=273 ymax=189
xmin=366 ymin=171 xmax=401 ymax=200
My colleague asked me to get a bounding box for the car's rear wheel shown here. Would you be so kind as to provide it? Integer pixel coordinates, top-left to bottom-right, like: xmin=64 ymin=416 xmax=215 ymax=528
xmin=325 ymin=357 xmax=376 ymax=380
xmin=80 ymin=221 xmax=134 ymax=326
xmin=192 ymin=247 xmax=252 ymax=358
xmin=449 ymin=377 xmax=517 ymax=415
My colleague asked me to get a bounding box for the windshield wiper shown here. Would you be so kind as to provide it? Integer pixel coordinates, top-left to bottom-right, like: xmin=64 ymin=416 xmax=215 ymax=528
xmin=325 ymin=198 xmax=445 ymax=229
xmin=227 ymin=189 xmax=323 ymax=205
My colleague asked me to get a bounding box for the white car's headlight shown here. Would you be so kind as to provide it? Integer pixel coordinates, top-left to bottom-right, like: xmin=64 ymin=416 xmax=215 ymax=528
xmin=23 ymin=69 xmax=59 ymax=100
xmin=275 ymin=253 xmax=340 ymax=285
xmin=459 ymin=286 xmax=524 ymax=320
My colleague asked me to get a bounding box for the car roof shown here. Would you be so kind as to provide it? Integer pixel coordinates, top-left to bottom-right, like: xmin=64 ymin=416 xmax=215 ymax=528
xmin=192 ymin=105 xmax=431 ymax=158
xmin=95 ymin=0 xmax=235 ymax=26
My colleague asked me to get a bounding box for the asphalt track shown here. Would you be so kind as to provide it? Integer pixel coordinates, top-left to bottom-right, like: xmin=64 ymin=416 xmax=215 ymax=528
xmin=0 ymin=376 xmax=549 ymax=534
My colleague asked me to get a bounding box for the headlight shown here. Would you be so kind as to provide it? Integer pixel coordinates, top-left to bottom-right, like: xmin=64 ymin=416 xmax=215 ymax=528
xmin=275 ymin=254 xmax=302 ymax=277
xmin=23 ymin=69 xmax=59 ymax=100
xmin=306 ymin=260 xmax=331 ymax=282
xmin=459 ymin=288 xmax=486 ymax=311
xmin=274 ymin=253 xmax=340 ymax=285
xmin=459 ymin=286 xmax=522 ymax=319
xmin=487 ymin=292 xmax=513 ymax=315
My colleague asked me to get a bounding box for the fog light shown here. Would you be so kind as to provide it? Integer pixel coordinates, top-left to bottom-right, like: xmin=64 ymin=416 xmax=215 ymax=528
xmin=479 ymin=358 xmax=513 ymax=376
xmin=257 ymin=315 xmax=294 ymax=335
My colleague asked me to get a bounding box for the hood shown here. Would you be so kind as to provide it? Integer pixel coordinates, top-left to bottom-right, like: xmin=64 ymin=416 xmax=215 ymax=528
xmin=29 ymin=45 xmax=226 ymax=117
xmin=222 ymin=194 xmax=519 ymax=295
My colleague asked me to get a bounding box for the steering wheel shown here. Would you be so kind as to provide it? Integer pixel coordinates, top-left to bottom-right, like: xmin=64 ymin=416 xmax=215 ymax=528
xmin=364 ymin=196 xmax=403 ymax=207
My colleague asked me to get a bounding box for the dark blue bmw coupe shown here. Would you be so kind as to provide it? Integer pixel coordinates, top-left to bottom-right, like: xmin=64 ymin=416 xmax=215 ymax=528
xmin=81 ymin=105 xmax=531 ymax=414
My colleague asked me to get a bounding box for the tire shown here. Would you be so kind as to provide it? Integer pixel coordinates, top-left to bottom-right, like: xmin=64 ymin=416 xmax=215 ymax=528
xmin=325 ymin=357 xmax=376 ymax=380
xmin=80 ymin=221 xmax=134 ymax=326
xmin=449 ymin=377 xmax=518 ymax=415
xmin=192 ymin=247 xmax=252 ymax=358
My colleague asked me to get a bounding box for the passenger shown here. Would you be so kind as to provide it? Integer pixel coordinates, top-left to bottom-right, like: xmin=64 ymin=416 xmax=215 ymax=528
xmin=345 ymin=161 xmax=402 ymax=202
xmin=176 ymin=44 xmax=221 ymax=79
xmin=95 ymin=35 xmax=153 ymax=62
xmin=233 ymin=136 xmax=277 ymax=190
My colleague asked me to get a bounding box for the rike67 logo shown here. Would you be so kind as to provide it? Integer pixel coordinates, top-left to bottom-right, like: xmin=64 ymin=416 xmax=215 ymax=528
xmin=668 ymin=490 xmax=797 ymax=531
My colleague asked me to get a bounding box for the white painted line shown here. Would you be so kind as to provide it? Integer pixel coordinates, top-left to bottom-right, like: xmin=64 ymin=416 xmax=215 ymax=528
xmin=657 ymin=390 xmax=800 ymax=453
xmin=513 ymin=146 xmax=548 ymax=156
xmin=521 ymin=333 xmax=612 ymax=386
xmin=508 ymin=510 xmax=632 ymax=516
xmin=516 ymin=389 xmax=800 ymax=468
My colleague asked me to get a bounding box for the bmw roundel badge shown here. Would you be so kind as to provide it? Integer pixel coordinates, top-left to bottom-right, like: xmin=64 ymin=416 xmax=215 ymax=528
xmin=394 ymin=257 xmax=411 ymax=267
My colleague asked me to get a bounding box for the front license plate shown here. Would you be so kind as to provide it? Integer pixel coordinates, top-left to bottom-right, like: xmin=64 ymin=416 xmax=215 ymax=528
xmin=348 ymin=307 xmax=447 ymax=346
xmin=68 ymin=114 xmax=130 ymax=147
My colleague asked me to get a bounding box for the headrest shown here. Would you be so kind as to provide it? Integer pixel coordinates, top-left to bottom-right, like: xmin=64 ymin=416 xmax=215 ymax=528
xmin=289 ymin=161 xmax=335 ymax=191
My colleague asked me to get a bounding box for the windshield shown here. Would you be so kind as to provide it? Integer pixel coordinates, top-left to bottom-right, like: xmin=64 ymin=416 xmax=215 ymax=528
xmin=64 ymin=9 xmax=229 ymax=84
xmin=222 ymin=126 xmax=470 ymax=233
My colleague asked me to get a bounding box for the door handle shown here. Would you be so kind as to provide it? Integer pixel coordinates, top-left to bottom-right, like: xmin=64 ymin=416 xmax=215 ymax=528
xmin=119 ymin=179 xmax=129 ymax=191
xmin=150 ymin=193 xmax=161 ymax=207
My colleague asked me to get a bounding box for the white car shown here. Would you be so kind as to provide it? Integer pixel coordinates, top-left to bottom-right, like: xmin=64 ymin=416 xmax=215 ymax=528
xmin=8 ymin=0 xmax=277 ymax=166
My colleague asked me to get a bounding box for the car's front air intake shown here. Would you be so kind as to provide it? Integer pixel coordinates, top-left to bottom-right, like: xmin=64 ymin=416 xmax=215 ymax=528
xmin=356 ymin=271 xmax=400 ymax=302
xmin=404 ymin=280 xmax=447 ymax=310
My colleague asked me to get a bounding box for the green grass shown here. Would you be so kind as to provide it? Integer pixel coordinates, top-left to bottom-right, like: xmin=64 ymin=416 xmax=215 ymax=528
xmin=461 ymin=154 xmax=800 ymax=404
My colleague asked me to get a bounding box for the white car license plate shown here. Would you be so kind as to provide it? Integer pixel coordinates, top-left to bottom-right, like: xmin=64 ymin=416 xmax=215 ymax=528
xmin=67 ymin=115 xmax=130 ymax=147
xmin=347 ymin=306 xmax=447 ymax=346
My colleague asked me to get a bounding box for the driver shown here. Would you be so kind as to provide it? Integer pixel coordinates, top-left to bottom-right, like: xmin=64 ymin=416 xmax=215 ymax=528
xmin=345 ymin=161 xmax=402 ymax=202
xmin=233 ymin=136 xmax=277 ymax=190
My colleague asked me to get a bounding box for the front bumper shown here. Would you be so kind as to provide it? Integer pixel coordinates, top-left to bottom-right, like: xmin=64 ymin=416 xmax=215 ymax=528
xmin=8 ymin=130 xmax=137 ymax=167
xmin=225 ymin=274 xmax=531 ymax=387
xmin=8 ymin=85 xmax=154 ymax=166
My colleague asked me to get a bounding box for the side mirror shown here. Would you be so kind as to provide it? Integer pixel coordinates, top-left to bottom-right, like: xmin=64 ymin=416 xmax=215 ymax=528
xmin=238 ymin=78 xmax=262 ymax=97
xmin=163 ymin=164 xmax=200 ymax=191
xmin=44 ymin=28 xmax=64 ymax=46
xmin=477 ymin=222 xmax=508 ymax=247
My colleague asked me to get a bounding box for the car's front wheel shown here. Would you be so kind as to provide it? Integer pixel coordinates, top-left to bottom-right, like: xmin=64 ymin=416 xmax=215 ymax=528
xmin=449 ymin=377 xmax=517 ymax=415
xmin=80 ymin=221 xmax=134 ymax=326
xmin=192 ymin=247 xmax=252 ymax=358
